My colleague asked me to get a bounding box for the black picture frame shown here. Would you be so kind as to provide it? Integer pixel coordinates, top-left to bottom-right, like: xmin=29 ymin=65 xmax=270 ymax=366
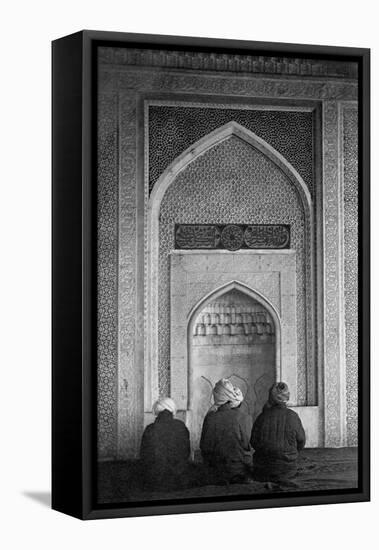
xmin=52 ymin=30 xmax=370 ymax=520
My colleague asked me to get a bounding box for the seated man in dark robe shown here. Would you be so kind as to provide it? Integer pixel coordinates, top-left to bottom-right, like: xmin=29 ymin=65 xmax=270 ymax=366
xmin=251 ymin=382 xmax=306 ymax=484
xmin=200 ymin=378 xmax=253 ymax=484
xmin=140 ymin=397 xmax=191 ymax=491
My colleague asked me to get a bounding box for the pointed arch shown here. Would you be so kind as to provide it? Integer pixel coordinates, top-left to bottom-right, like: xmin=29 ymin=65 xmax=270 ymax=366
xmin=186 ymin=280 xmax=282 ymax=409
xmin=187 ymin=280 xmax=281 ymax=331
xmin=144 ymin=120 xmax=313 ymax=412
xmin=148 ymin=120 xmax=312 ymax=219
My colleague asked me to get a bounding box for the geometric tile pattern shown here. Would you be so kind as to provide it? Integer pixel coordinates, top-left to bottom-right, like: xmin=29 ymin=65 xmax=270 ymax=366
xmin=97 ymin=93 xmax=119 ymax=459
xmin=149 ymin=106 xmax=314 ymax=196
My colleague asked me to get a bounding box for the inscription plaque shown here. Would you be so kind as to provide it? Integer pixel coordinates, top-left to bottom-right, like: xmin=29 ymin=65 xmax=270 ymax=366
xmin=175 ymin=224 xmax=221 ymax=249
xmin=245 ymin=225 xmax=290 ymax=249
xmin=175 ymin=224 xmax=290 ymax=250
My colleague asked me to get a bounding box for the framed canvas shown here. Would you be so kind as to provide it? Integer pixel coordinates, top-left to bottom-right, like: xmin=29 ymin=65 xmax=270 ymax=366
xmin=52 ymin=30 xmax=370 ymax=520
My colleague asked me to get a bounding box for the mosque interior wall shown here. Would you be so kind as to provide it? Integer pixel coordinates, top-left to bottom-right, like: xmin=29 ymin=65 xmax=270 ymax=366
xmin=96 ymin=48 xmax=358 ymax=460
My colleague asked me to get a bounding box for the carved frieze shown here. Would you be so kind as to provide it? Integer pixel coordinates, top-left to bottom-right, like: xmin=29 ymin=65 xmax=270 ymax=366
xmin=99 ymin=47 xmax=358 ymax=80
xmin=100 ymin=69 xmax=358 ymax=101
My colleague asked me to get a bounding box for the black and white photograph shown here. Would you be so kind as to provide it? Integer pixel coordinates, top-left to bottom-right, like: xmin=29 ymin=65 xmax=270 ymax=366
xmin=2 ymin=0 xmax=378 ymax=545
xmin=95 ymin=40 xmax=367 ymax=506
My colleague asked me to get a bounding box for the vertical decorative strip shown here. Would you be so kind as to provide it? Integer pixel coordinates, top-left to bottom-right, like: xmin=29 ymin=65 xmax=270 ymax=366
xmin=322 ymin=101 xmax=347 ymax=447
xmin=97 ymin=93 xmax=118 ymax=459
xmin=342 ymin=104 xmax=358 ymax=446
xmin=117 ymin=93 xmax=143 ymax=458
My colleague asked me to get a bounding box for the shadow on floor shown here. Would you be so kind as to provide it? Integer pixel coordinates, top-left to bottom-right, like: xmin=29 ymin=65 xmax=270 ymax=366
xmin=22 ymin=491 xmax=51 ymax=508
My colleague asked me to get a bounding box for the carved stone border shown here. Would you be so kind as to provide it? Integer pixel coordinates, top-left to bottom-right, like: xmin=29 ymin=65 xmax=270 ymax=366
xmin=98 ymin=47 xmax=358 ymax=80
xmin=322 ymin=100 xmax=350 ymax=447
xmin=340 ymin=101 xmax=359 ymax=446
xmin=99 ymin=66 xmax=358 ymax=101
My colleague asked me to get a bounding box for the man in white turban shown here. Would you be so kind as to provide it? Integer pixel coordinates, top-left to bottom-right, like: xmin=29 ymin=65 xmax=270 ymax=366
xmin=200 ymin=378 xmax=253 ymax=483
xmin=152 ymin=397 xmax=177 ymax=416
xmin=211 ymin=378 xmax=244 ymax=410
xmin=140 ymin=396 xmax=190 ymax=491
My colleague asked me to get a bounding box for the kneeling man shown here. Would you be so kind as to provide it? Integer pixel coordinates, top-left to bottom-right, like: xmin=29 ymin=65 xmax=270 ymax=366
xmin=251 ymin=382 xmax=306 ymax=483
xmin=140 ymin=397 xmax=190 ymax=491
xmin=200 ymin=378 xmax=253 ymax=484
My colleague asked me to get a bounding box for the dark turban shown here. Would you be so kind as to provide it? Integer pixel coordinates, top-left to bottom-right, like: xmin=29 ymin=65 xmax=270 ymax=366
xmin=268 ymin=382 xmax=290 ymax=406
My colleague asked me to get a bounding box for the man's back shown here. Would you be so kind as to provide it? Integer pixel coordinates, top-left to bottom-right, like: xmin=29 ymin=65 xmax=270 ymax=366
xmin=141 ymin=411 xmax=190 ymax=467
xmin=140 ymin=410 xmax=190 ymax=489
xmin=200 ymin=404 xmax=252 ymax=480
xmin=251 ymin=404 xmax=305 ymax=462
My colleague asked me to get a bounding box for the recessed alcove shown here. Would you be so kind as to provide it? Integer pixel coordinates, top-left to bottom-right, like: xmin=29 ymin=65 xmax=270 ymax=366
xmin=165 ymin=250 xmax=326 ymax=450
xmin=190 ymin=288 xmax=276 ymax=451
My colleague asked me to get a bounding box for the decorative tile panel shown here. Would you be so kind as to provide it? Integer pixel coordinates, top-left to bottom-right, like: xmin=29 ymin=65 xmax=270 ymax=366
xmin=149 ymin=106 xmax=314 ymax=195
xmin=97 ymin=93 xmax=118 ymax=459
xmin=343 ymin=106 xmax=358 ymax=446
xmin=323 ymin=101 xmax=346 ymax=446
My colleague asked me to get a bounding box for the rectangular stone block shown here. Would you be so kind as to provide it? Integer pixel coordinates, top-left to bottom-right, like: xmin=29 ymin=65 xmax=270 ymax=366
xmin=289 ymin=406 xmax=320 ymax=447
xmin=171 ymin=326 xmax=187 ymax=354
xmin=170 ymin=293 xmax=188 ymax=324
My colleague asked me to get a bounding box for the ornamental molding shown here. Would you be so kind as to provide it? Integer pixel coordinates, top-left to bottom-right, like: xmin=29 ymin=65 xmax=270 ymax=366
xmin=99 ymin=68 xmax=358 ymax=101
xmin=322 ymin=100 xmax=348 ymax=447
xmin=98 ymin=46 xmax=358 ymax=80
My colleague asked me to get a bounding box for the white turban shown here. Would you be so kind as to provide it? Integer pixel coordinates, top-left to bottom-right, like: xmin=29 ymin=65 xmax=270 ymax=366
xmin=152 ymin=397 xmax=177 ymax=416
xmin=212 ymin=378 xmax=243 ymax=410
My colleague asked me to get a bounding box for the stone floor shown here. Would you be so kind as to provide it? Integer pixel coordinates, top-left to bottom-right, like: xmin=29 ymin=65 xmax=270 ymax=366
xmin=97 ymin=447 xmax=358 ymax=504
